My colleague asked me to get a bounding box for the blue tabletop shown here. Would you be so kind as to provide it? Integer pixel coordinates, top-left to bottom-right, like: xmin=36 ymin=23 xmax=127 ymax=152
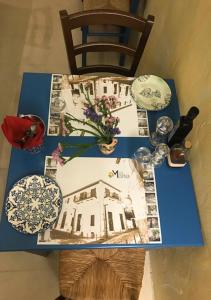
xmin=0 ymin=73 xmax=203 ymax=251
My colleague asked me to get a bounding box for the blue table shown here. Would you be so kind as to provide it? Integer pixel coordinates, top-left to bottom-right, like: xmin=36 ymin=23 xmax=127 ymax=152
xmin=0 ymin=73 xmax=203 ymax=252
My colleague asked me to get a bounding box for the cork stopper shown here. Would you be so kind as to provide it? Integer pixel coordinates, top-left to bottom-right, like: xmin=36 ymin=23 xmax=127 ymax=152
xmin=184 ymin=140 xmax=192 ymax=149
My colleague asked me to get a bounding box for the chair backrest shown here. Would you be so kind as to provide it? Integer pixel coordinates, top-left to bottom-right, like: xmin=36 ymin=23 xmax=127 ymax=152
xmin=59 ymin=9 xmax=154 ymax=76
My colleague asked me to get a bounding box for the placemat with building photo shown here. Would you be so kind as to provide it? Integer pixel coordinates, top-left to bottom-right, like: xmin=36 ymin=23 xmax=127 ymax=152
xmin=38 ymin=156 xmax=162 ymax=245
xmin=47 ymin=74 xmax=149 ymax=137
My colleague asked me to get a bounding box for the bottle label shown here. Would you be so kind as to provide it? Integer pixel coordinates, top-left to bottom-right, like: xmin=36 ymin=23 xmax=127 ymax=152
xmin=168 ymin=121 xmax=179 ymax=142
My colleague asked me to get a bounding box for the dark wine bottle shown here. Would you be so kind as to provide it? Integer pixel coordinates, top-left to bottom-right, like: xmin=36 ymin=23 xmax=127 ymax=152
xmin=167 ymin=106 xmax=199 ymax=147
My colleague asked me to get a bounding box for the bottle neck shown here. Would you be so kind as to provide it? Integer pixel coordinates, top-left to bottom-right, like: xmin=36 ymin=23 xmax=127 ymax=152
xmin=185 ymin=115 xmax=195 ymax=121
xmin=186 ymin=106 xmax=199 ymax=121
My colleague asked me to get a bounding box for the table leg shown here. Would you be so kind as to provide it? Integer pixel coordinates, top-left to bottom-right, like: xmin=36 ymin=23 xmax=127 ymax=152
xmin=26 ymin=250 xmax=51 ymax=257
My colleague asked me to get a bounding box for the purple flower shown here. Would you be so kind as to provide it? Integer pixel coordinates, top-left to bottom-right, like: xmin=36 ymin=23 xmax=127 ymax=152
xmin=111 ymin=127 xmax=121 ymax=135
xmin=84 ymin=107 xmax=101 ymax=122
xmin=52 ymin=145 xmax=64 ymax=166
xmin=102 ymin=125 xmax=121 ymax=136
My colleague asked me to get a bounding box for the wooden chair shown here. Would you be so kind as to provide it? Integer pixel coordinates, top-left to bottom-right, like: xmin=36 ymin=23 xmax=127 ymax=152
xmin=56 ymin=248 xmax=146 ymax=300
xmin=57 ymin=9 xmax=151 ymax=299
xmin=59 ymin=9 xmax=154 ymax=76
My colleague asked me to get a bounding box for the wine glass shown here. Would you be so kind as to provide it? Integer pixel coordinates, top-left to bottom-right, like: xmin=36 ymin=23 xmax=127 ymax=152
xmin=150 ymin=116 xmax=173 ymax=146
xmin=150 ymin=143 xmax=169 ymax=168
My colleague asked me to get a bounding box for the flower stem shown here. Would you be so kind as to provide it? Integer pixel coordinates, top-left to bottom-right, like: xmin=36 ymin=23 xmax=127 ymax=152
xmin=66 ymin=113 xmax=105 ymax=137
xmin=62 ymin=142 xmax=96 ymax=164
xmin=84 ymin=90 xmax=93 ymax=108
xmin=68 ymin=125 xmax=102 ymax=139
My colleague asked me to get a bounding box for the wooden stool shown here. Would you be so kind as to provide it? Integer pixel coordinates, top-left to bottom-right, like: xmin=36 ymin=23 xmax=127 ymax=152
xmin=58 ymin=248 xmax=145 ymax=300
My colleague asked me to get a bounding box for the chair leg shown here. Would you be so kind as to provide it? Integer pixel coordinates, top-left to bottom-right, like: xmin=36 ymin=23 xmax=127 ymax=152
xmin=130 ymin=0 xmax=140 ymax=14
xmin=119 ymin=27 xmax=125 ymax=66
xmin=55 ymin=295 xmax=71 ymax=300
xmin=81 ymin=26 xmax=88 ymax=67
xmin=119 ymin=27 xmax=130 ymax=66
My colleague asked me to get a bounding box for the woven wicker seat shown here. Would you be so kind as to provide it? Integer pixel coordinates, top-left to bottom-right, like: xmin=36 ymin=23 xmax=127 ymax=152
xmin=58 ymin=248 xmax=145 ymax=300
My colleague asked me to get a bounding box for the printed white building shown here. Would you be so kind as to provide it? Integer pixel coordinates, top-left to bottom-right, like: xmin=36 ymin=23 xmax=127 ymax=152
xmin=48 ymin=75 xmax=137 ymax=135
xmin=65 ymin=76 xmax=133 ymax=99
xmin=49 ymin=180 xmax=137 ymax=241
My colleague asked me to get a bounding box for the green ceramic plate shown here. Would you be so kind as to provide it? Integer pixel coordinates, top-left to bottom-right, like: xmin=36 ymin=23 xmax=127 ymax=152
xmin=131 ymin=75 xmax=171 ymax=111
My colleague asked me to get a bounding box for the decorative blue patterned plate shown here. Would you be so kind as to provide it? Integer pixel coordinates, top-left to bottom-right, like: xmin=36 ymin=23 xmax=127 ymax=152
xmin=131 ymin=75 xmax=171 ymax=111
xmin=5 ymin=175 xmax=62 ymax=234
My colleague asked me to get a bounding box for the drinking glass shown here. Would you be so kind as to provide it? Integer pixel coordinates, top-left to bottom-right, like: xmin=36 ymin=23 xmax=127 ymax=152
xmin=133 ymin=147 xmax=152 ymax=178
xmin=150 ymin=116 xmax=173 ymax=146
xmin=150 ymin=143 xmax=169 ymax=168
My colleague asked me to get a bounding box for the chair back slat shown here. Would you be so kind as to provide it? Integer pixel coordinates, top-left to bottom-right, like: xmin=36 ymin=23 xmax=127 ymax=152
xmin=66 ymin=9 xmax=147 ymax=32
xmin=74 ymin=42 xmax=136 ymax=56
xmin=77 ymin=65 xmax=131 ymax=76
xmin=59 ymin=9 xmax=154 ymax=76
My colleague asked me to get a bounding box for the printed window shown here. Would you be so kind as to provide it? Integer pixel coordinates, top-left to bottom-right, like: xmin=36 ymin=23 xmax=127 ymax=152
xmin=91 ymin=188 xmax=96 ymax=198
xmin=108 ymin=212 xmax=114 ymax=231
xmin=61 ymin=212 xmax=67 ymax=229
xmin=125 ymin=86 xmax=129 ymax=96
xmin=71 ymin=216 xmax=74 ymax=227
xmin=90 ymin=215 xmax=95 ymax=226
xmin=54 ymin=216 xmax=59 ymax=228
xmin=132 ymin=219 xmax=137 ymax=228
xmin=131 ymin=210 xmax=135 ymax=218
xmin=103 ymin=86 xmax=107 ymax=93
xmin=119 ymin=214 xmax=125 ymax=230
xmin=47 ymin=158 xmax=52 ymax=167
xmin=124 ymin=210 xmax=135 ymax=220
xmin=112 ymin=192 xmax=119 ymax=200
xmin=114 ymin=84 xmax=117 ymax=94
xmin=104 ymin=188 xmax=110 ymax=198
xmin=72 ymin=88 xmax=80 ymax=96
xmin=89 ymin=84 xmax=94 ymax=95
xmin=80 ymin=192 xmax=87 ymax=200
xmin=76 ymin=214 xmax=82 ymax=231
xmin=80 ymin=84 xmax=84 ymax=92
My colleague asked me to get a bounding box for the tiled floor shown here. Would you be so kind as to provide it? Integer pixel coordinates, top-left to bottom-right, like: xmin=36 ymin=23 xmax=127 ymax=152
xmin=0 ymin=1 xmax=153 ymax=299
xmin=0 ymin=2 xmax=73 ymax=298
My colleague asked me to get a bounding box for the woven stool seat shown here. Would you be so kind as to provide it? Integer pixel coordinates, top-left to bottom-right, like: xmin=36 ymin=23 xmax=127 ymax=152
xmin=59 ymin=248 xmax=145 ymax=300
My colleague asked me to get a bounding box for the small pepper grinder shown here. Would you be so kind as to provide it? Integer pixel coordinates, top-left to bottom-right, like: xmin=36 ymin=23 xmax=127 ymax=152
xmin=167 ymin=140 xmax=192 ymax=167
